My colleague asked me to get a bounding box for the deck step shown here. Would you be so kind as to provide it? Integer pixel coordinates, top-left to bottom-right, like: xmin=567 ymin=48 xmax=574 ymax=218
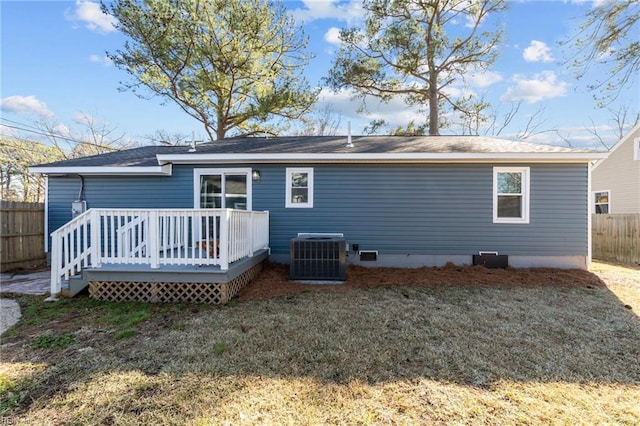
xmin=66 ymin=274 xmax=88 ymax=297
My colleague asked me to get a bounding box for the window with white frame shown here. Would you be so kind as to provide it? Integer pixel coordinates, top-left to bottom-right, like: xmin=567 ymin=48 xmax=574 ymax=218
xmin=286 ymin=168 xmax=313 ymax=208
xmin=593 ymin=191 xmax=610 ymax=214
xmin=493 ymin=167 xmax=530 ymax=224
xmin=193 ymin=168 xmax=252 ymax=210
xmin=634 ymin=138 xmax=639 ymax=160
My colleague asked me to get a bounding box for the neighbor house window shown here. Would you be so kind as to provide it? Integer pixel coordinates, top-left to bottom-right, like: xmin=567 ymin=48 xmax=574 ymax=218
xmin=593 ymin=191 xmax=610 ymax=214
xmin=493 ymin=167 xmax=530 ymax=224
xmin=286 ymin=168 xmax=313 ymax=208
xmin=635 ymin=138 xmax=640 ymax=160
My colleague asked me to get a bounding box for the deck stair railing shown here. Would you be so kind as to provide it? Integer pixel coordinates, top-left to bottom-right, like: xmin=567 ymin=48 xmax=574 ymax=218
xmin=49 ymin=208 xmax=269 ymax=297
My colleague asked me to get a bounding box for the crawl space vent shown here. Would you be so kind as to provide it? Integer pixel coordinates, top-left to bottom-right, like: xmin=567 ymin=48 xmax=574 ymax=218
xmin=359 ymin=250 xmax=378 ymax=261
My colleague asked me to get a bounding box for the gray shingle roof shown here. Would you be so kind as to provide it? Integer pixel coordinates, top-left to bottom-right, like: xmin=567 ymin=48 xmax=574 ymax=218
xmin=33 ymin=145 xmax=179 ymax=168
xmin=33 ymin=135 xmax=602 ymax=168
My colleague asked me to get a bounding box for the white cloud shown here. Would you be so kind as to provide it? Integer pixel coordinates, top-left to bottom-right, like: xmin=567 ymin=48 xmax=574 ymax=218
xmin=523 ymin=40 xmax=554 ymax=63
xmin=324 ymin=27 xmax=342 ymax=46
xmin=468 ymin=71 xmax=503 ymax=88
xmin=0 ymin=95 xmax=55 ymax=118
xmin=571 ymin=0 xmax=612 ymax=7
xmin=291 ymin=0 xmax=363 ymax=24
xmin=500 ymin=71 xmax=568 ymax=104
xmin=73 ymin=112 xmax=95 ymax=126
xmin=67 ymin=0 xmax=116 ymax=33
xmin=315 ymin=88 xmax=424 ymax=130
xmin=53 ymin=123 xmax=71 ymax=137
xmin=0 ymin=124 xmax=18 ymax=137
xmin=89 ymin=54 xmax=113 ymax=66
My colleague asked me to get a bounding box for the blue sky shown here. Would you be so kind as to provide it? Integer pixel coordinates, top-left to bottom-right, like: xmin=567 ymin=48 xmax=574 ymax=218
xmin=1 ymin=0 xmax=638 ymax=150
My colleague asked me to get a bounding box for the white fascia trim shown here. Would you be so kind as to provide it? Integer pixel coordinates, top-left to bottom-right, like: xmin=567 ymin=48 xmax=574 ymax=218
xmin=44 ymin=175 xmax=49 ymax=253
xmin=157 ymin=152 xmax=607 ymax=164
xmin=29 ymin=164 xmax=173 ymax=176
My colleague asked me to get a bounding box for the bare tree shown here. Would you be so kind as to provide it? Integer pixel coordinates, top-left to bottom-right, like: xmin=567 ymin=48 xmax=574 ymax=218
xmin=143 ymin=129 xmax=191 ymax=146
xmin=586 ymin=105 xmax=640 ymax=149
xmin=294 ymin=105 xmax=342 ymax=136
xmin=564 ymin=0 xmax=639 ymax=106
xmin=0 ymin=136 xmax=61 ymax=201
xmin=34 ymin=114 xmax=129 ymax=160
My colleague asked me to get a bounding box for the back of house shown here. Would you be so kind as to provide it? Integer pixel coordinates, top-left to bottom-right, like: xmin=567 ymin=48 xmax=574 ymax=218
xmin=31 ymin=135 xmax=606 ymax=273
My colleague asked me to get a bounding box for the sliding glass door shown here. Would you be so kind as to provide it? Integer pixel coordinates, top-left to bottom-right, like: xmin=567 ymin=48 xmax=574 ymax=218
xmin=195 ymin=168 xmax=251 ymax=210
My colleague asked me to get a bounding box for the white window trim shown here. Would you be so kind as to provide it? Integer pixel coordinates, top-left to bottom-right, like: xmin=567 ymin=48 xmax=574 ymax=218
xmin=193 ymin=168 xmax=252 ymax=210
xmin=592 ymin=190 xmax=611 ymax=214
xmin=286 ymin=167 xmax=314 ymax=208
xmin=634 ymin=138 xmax=640 ymax=161
xmin=493 ymin=166 xmax=530 ymax=224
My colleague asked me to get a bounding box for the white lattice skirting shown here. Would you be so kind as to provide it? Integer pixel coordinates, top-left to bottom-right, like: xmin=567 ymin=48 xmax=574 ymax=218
xmin=89 ymin=262 xmax=263 ymax=304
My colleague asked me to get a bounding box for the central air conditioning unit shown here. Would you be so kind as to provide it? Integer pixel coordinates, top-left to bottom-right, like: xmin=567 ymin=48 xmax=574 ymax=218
xmin=290 ymin=234 xmax=347 ymax=281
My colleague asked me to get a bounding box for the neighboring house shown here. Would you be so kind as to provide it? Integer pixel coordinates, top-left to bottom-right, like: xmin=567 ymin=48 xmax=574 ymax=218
xmin=591 ymin=123 xmax=640 ymax=214
xmin=31 ymin=136 xmax=605 ymax=300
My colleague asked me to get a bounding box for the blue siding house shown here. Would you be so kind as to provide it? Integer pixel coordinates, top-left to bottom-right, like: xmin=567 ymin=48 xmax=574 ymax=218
xmin=31 ymin=135 xmax=605 ymax=300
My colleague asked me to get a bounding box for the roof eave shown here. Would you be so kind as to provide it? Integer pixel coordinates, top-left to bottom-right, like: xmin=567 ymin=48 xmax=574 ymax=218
xmin=29 ymin=164 xmax=173 ymax=176
xmin=156 ymin=152 xmax=607 ymax=165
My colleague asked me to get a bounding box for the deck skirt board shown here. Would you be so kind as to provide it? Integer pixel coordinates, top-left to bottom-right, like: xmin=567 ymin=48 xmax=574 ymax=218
xmin=86 ymin=250 xmax=267 ymax=304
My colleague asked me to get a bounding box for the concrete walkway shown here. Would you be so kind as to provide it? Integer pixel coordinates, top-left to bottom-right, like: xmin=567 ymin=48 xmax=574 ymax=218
xmin=1 ymin=269 xmax=50 ymax=295
xmin=0 ymin=298 xmax=21 ymax=334
xmin=1 ymin=269 xmax=50 ymax=334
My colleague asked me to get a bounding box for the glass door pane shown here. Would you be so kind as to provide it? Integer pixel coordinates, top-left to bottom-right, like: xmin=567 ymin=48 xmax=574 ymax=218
xmin=200 ymin=175 xmax=222 ymax=208
xmin=225 ymin=174 xmax=247 ymax=210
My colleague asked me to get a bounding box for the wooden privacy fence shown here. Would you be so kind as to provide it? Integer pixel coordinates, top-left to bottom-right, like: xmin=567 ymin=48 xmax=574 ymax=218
xmin=1 ymin=201 xmax=46 ymax=272
xmin=592 ymin=213 xmax=640 ymax=265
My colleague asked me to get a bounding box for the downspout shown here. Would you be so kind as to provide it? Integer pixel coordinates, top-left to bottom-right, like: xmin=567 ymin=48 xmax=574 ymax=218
xmin=77 ymin=174 xmax=85 ymax=202
xmin=44 ymin=175 xmax=49 ymax=254
xmin=585 ymin=162 xmax=593 ymax=269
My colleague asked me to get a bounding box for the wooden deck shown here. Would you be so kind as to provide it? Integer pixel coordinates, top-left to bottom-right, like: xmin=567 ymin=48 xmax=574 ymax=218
xmin=62 ymin=249 xmax=269 ymax=303
xmin=51 ymin=208 xmax=270 ymax=302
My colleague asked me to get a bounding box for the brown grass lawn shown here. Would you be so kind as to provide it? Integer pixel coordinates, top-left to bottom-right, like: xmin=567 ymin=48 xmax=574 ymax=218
xmin=1 ymin=261 xmax=639 ymax=425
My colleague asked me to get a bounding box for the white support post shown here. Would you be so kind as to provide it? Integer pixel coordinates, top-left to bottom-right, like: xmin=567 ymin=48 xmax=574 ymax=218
xmin=46 ymin=233 xmax=62 ymax=301
xmin=249 ymin=211 xmax=255 ymax=255
xmin=264 ymin=211 xmax=270 ymax=251
xmin=149 ymin=211 xmax=160 ymax=269
xmin=219 ymin=209 xmax=229 ymax=270
xmin=90 ymin=209 xmax=101 ymax=268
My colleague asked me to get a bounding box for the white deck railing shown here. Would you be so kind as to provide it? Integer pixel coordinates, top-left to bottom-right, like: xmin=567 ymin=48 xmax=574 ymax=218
xmin=49 ymin=208 xmax=269 ymax=296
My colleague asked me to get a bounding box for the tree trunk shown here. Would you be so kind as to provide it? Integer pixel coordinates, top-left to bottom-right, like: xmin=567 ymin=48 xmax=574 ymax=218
xmin=428 ymin=72 xmax=440 ymax=136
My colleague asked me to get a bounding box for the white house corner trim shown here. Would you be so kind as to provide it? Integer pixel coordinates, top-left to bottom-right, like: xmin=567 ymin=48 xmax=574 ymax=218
xmin=44 ymin=175 xmax=49 ymax=253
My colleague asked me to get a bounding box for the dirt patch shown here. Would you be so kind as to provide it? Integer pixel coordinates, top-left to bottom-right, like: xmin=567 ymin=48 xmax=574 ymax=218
xmin=238 ymin=261 xmax=605 ymax=302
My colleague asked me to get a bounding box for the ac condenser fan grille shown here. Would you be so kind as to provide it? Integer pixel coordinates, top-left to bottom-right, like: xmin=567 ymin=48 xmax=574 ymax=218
xmin=290 ymin=238 xmax=346 ymax=280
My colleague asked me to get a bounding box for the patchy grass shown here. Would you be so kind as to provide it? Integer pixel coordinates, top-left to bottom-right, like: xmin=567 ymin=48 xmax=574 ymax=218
xmin=0 ymin=261 xmax=638 ymax=424
xmin=30 ymin=333 xmax=77 ymax=350
xmin=0 ymin=363 xmax=45 ymax=412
